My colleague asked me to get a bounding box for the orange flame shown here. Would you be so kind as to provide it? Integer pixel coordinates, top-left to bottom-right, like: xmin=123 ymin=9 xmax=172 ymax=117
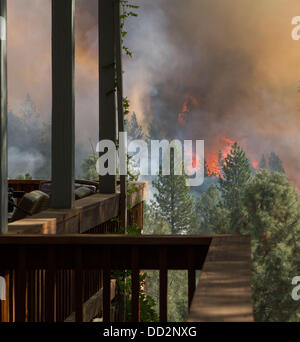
xmin=252 ymin=161 xmax=259 ymax=169
xmin=178 ymin=101 xmax=190 ymax=125
xmin=206 ymin=137 xmax=234 ymax=176
xmin=178 ymin=95 xmax=199 ymax=125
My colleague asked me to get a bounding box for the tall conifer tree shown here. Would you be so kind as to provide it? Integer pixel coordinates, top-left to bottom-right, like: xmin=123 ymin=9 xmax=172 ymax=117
xmin=152 ymin=149 xmax=196 ymax=234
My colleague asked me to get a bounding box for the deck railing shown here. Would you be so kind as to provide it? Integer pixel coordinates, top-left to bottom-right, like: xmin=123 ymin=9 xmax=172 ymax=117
xmin=0 ymin=235 xmax=211 ymax=322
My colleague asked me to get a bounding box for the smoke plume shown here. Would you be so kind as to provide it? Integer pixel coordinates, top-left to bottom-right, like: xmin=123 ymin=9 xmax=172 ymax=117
xmin=7 ymin=0 xmax=300 ymax=185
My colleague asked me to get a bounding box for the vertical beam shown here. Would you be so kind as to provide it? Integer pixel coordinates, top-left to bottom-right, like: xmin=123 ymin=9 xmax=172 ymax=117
xmin=51 ymin=0 xmax=75 ymax=209
xmin=188 ymin=248 xmax=196 ymax=309
xmin=75 ymin=247 xmax=84 ymax=322
xmin=46 ymin=247 xmax=57 ymax=322
xmin=159 ymin=247 xmax=168 ymax=322
xmin=131 ymin=247 xmax=140 ymax=322
xmin=0 ymin=0 xmax=7 ymax=234
xmin=99 ymin=0 xmax=117 ymax=194
xmin=115 ymin=0 xmax=127 ymax=230
xmin=15 ymin=248 xmax=27 ymax=322
xmin=102 ymin=247 xmax=111 ymax=322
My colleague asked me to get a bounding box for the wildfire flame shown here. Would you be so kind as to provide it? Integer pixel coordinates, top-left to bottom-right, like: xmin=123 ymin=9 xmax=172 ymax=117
xmin=206 ymin=137 xmax=260 ymax=176
xmin=183 ymin=149 xmax=203 ymax=176
xmin=252 ymin=161 xmax=259 ymax=169
xmin=178 ymin=95 xmax=199 ymax=125
xmin=206 ymin=137 xmax=234 ymax=176
xmin=177 ymin=96 xmax=260 ymax=178
xmin=178 ymin=101 xmax=190 ymax=126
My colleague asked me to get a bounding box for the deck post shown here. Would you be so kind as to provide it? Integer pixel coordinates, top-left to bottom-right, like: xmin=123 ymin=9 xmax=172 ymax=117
xmin=51 ymin=0 xmax=75 ymax=209
xmin=0 ymin=0 xmax=7 ymax=234
xmin=115 ymin=0 xmax=127 ymax=230
xmin=99 ymin=0 xmax=117 ymax=194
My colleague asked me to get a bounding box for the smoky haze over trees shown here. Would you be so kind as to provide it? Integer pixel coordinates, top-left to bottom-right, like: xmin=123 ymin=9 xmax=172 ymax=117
xmin=123 ymin=0 xmax=300 ymax=188
xmin=8 ymin=95 xmax=50 ymax=179
xmin=7 ymin=0 xmax=300 ymax=186
xmin=8 ymin=95 xmax=90 ymax=180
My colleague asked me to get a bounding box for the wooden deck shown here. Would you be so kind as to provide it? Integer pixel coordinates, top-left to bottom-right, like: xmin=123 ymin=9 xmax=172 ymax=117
xmin=187 ymin=235 xmax=253 ymax=322
xmin=7 ymin=182 xmax=146 ymax=235
xmin=0 ymin=234 xmax=254 ymax=322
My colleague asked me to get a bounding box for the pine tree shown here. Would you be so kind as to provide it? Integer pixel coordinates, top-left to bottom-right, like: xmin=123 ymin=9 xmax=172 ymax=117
xmin=147 ymin=116 xmax=164 ymax=140
xmin=127 ymin=112 xmax=144 ymax=141
xmin=259 ymin=154 xmax=267 ymax=169
xmin=81 ymin=154 xmax=98 ymax=181
xmin=152 ymin=150 xmax=196 ymax=234
xmin=201 ymin=145 xmax=300 ymax=321
xmin=195 ymin=184 xmax=225 ymax=234
xmin=218 ymin=142 xmax=252 ymax=233
xmin=143 ymin=202 xmax=171 ymax=235
xmin=268 ymin=152 xmax=285 ymax=174
xmin=244 ymin=170 xmax=300 ymax=321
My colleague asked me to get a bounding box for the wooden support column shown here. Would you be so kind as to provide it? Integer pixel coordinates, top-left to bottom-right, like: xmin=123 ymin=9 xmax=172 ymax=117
xmin=99 ymin=0 xmax=117 ymax=194
xmin=115 ymin=0 xmax=127 ymax=230
xmin=51 ymin=0 xmax=75 ymax=209
xmin=0 ymin=0 xmax=7 ymax=234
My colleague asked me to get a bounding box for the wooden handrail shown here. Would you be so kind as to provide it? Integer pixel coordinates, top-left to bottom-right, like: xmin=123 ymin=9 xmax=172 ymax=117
xmin=0 ymin=234 xmax=214 ymax=245
xmin=0 ymin=234 xmax=212 ymax=322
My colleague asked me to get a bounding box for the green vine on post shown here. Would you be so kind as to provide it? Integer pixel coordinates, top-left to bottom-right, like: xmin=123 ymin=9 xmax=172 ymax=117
xmin=110 ymin=1 xmax=158 ymax=322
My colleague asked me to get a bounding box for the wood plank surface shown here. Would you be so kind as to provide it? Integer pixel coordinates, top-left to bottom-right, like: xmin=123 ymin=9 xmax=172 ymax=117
xmin=187 ymin=236 xmax=254 ymax=322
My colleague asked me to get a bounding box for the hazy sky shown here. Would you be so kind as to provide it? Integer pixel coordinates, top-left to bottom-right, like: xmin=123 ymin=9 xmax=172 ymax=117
xmin=6 ymin=0 xmax=300 ymax=185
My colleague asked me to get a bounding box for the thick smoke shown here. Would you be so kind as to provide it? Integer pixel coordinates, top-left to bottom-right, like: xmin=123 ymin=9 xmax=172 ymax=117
xmin=7 ymin=0 xmax=100 ymax=177
xmin=7 ymin=0 xmax=300 ymax=186
xmin=123 ymin=0 xmax=300 ymax=186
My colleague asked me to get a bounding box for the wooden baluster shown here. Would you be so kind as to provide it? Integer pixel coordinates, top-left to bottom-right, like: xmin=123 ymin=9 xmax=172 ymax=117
xmin=9 ymin=270 xmax=14 ymax=322
xmin=102 ymin=247 xmax=111 ymax=322
xmin=159 ymin=247 xmax=168 ymax=322
xmin=42 ymin=270 xmax=45 ymax=322
xmin=66 ymin=269 xmax=70 ymax=318
xmin=55 ymin=270 xmax=59 ymax=322
xmin=57 ymin=269 xmax=66 ymax=322
xmin=37 ymin=270 xmax=40 ymax=322
xmin=33 ymin=270 xmax=36 ymax=322
xmin=15 ymin=248 xmax=27 ymax=322
xmin=131 ymin=247 xmax=140 ymax=322
xmin=40 ymin=269 xmax=43 ymax=322
xmin=46 ymin=247 xmax=56 ymax=322
xmin=188 ymin=248 xmax=196 ymax=310
xmin=0 ymin=271 xmax=9 ymax=322
xmin=28 ymin=270 xmax=34 ymax=322
xmin=75 ymin=247 xmax=84 ymax=322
